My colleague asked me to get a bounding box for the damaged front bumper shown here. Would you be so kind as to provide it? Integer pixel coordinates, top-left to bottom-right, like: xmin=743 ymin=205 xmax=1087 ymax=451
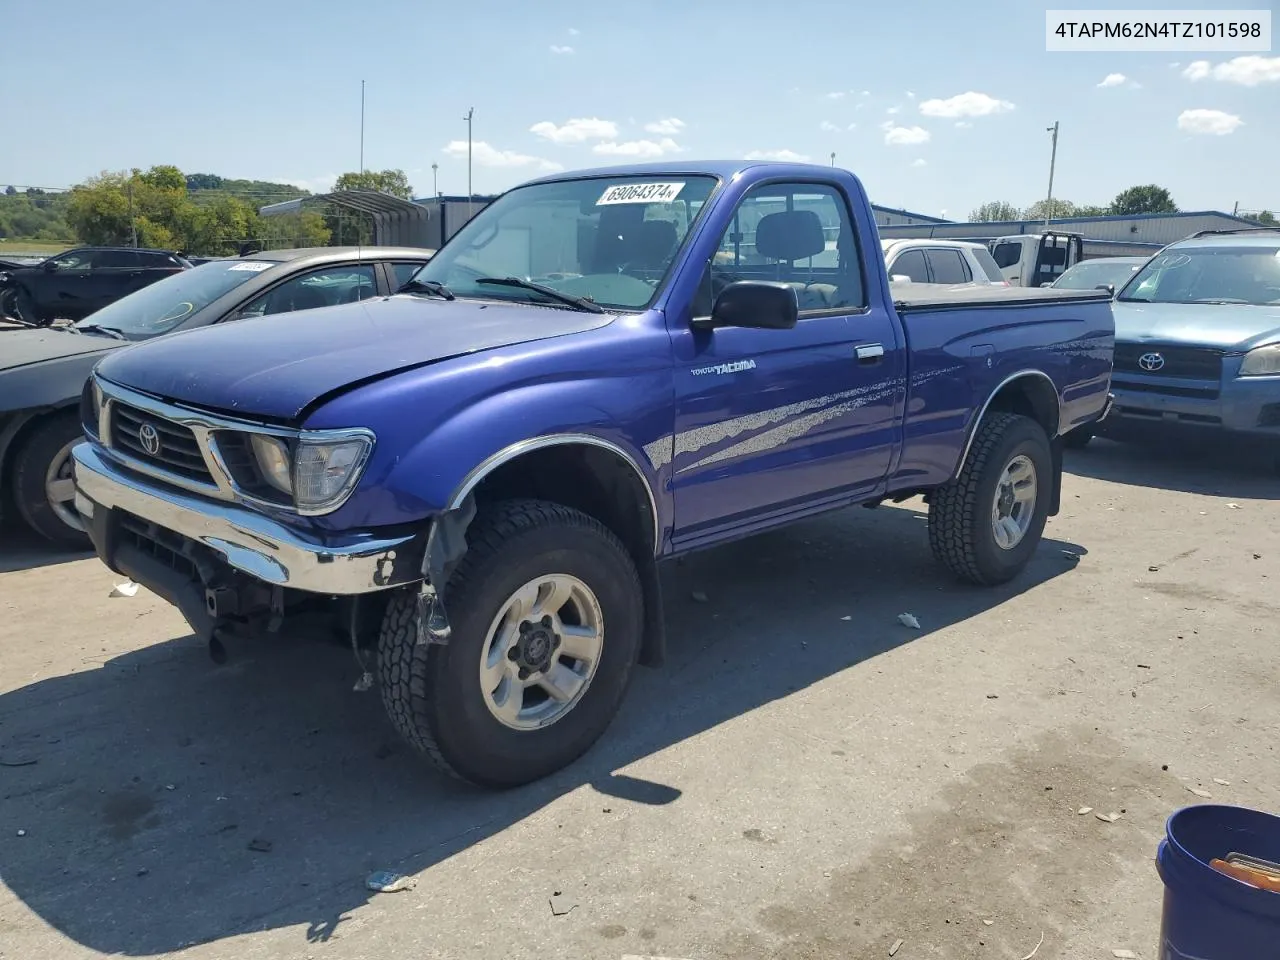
xmin=71 ymin=440 xmax=426 ymax=610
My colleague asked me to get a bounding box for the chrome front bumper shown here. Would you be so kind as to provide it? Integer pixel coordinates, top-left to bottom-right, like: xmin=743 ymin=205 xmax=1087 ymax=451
xmin=71 ymin=441 xmax=425 ymax=595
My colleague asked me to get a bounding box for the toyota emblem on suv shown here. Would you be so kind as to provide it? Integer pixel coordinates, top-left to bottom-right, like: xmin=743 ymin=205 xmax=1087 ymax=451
xmin=1138 ymin=352 xmax=1166 ymax=372
xmin=138 ymin=422 xmax=162 ymax=456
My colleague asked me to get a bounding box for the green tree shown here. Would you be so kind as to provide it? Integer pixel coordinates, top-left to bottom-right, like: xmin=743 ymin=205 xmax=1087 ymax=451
xmin=1110 ymin=184 xmax=1178 ymax=215
xmin=969 ymin=201 xmax=1019 ymax=222
xmin=1022 ymin=199 xmax=1080 ymax=221
xmin=1255 ymin=210 xmax=1277 ymax=226
xmin=333 ymin=169 xmax=414 ymax=199
xmin=1075 ymin=204 xmax=1111 ymax=217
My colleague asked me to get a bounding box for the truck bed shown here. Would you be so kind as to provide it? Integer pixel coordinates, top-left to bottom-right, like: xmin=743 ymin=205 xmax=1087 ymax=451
xmin=892 ymin=284 xmax=1113 ymax=312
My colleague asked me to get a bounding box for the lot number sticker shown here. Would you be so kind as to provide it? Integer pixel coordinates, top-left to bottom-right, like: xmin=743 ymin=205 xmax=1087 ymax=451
xmin=227 ymin=261 xmax=274 ymax=271
xmin=597 ymin=182 xmax=686 ymax=205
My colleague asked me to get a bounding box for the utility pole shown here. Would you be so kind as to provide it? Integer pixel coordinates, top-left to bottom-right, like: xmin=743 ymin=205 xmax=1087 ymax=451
xmin=830 ymin=152 xmax=836 ymax=167
xmin=1044 ymin=121 xmax=1059 ymax=229
xmin=1232 ymin=200 xmax=1239 ymax=216
xmin=127 ymin=179 xmax=137 ymax=248
xmin=463 ymin=107 xmax=474 ymax=215
xmin=359 ymin=80 xmax=366 ymax=178
xmin=432 ymin=162 xmax=439 ymax=197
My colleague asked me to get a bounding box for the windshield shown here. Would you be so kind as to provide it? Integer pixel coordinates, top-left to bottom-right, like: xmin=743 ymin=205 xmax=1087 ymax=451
xmin=409 ymin=175 xmax=719 ymax=310
xmin=1117 ymin=246 xmax=1280 ymax=305
xmin=72 ymin=259 xmax=274 ymax=339
xmin=1053 ymin=259 xmax=1143 ymax=290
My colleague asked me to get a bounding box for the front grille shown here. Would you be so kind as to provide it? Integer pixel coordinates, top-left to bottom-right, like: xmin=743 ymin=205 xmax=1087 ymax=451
xmin=1114 ymin=343 xmax=1223 ymax=381
xmin=1111 ymin=378 xmax=1220 ymax=400
xmin=110 ymin=402 xmax=214 ymax=483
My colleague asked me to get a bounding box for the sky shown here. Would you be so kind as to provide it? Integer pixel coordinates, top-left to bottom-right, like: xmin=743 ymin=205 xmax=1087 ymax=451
xmin=5 ymin=0 xmax=1278 ymax=219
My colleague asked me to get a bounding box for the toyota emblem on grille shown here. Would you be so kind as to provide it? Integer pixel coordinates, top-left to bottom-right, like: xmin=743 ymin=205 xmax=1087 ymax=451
xmin=138 ymin=422 xmax=162 ymax=456
xmin=1138 ymin=352 xmax=1166 ymax=372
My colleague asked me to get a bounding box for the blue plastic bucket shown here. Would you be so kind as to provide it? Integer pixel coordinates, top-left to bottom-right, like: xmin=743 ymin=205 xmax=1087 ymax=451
xmin=1156 ymin=804 xmax=1280 ymax=959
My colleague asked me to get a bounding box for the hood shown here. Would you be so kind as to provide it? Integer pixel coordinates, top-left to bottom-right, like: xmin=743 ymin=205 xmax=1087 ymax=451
xmin=94 ymin=294 xmax=619 ymax=421
xmin=0 ymin=327 xmax=123 ymax=372
xmin=1113 ymin=300 xmax=1280 ymax=351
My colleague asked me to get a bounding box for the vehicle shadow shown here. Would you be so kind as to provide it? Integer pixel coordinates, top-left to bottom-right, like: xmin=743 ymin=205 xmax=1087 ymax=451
xmin=0 ymin=525 xmax=94 ymax=573
xmin=1066 ymin=437 xmax=1280 ymax=500
xmin=0 ymin=503 xmax=1085 ymax=955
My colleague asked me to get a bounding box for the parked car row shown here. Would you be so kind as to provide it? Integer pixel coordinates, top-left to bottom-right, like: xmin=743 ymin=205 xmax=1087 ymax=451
xmin=0 ymin=246 xmax=434 ymax=545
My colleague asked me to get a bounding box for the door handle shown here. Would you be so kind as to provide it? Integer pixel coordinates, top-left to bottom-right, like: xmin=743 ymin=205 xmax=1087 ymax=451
xmin=855 ymin=343 xmax=885 ymax=364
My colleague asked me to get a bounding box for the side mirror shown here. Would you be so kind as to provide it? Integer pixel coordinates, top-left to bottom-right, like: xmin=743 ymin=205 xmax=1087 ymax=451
xmin=43 ymin=259 xmax=58 ymax=272
xmin=698 ymin=280 xmax=798 ymax=331
xmin=1039 ymin=281 xmax=1052 ymax=288
xmin=890 ymin=274 xmax=912 ymax=283
xmin=1095 ymin=283 xmax=1115 ymax=295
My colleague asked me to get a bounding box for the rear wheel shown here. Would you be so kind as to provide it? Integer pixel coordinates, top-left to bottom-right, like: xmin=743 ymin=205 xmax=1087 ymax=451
xmin=12 ymin=287 xmax=42 ymax=326
xmin=928 ymin=412 xmax=1051 ymax=586
xmin=377 ymin=499 xmax=643 ymax=788
xmin=12 ymin=411 xmax=90 ymax=548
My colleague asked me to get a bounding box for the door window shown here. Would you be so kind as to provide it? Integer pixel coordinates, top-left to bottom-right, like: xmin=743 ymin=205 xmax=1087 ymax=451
xmin=924 ymin=249 xmax=972 ymax=284
xmin=697 ymin=182 xmax=865 ymax=316
xmin=390 ymin=261 xmax=426 ymax=289
xmin=888 ymin=249 xmax=929 ymax=282
xmin=990 ymin=242 xmax=1022 ymax=269
xmin=49 ymin=250 xmax=94 ymax=271
xmin=93 ymin=250 xmax=141 ymax=269
xmin=234 ymin=264 xmax=378 ymax=319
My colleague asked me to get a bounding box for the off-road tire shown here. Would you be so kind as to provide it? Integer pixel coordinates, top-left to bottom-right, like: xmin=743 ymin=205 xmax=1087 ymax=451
xmin=12 ymin=411 xmax=90 ymax=548
xmin=928 ymin=412 xmax=1051 ymax=586
xmin=377 ymin=498 xmax=644 ymax=788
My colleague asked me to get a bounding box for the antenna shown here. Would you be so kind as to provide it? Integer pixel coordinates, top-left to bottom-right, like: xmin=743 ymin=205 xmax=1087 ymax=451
xmin=463 ymin=107 xmax=474 ymax=218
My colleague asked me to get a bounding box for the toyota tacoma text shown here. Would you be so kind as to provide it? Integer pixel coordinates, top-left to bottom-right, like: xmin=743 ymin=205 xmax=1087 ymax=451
xmin=70 ymin=160 xmax=1116 ymax=788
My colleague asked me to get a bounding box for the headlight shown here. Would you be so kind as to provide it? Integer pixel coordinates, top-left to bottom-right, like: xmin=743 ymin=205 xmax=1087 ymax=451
xmin=250 ymin=434 xmax=293 ymax=495
xmin=1239 ymin=344 xmax=1280 ymax=377
xmin=245 ymin=430 xmax=373 ymax=514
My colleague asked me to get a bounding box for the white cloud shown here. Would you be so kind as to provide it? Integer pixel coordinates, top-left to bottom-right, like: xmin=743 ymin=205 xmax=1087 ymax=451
xmin=859 ymin=90 xmax=871 ymax=97
xmin=911 ymin=158 xmax=927 ymax=167
xmin=745 ymin=149 xmax=811 ymax=162
xmin=567 ymin=27 xmax=580 ymax=35
xmin=820 ymin=120 xmax=840 ymax=132
xmin=1169 ymin=61 xmax=1180 ymax=68
xmin=444 ymin=140 xmax=562 ymax=171
xmin=847 ymin=122 xmax=858 ymax=130
xmin=1097 ymin=72 xmax=1127 ymax=88
xmin=881 ymin=121 xmax=931 ymax=146
xmin=955 ymin=121 xmax=973 ymax=129
xmin=825 ymin=91 xmax=846 ymax=100
xmin=1177 ymin=108 xmax=1243 ymax=135
xmin=529 ymin=117 xmax=618 ymax=143
xmin=906 ymin=90 xmax=916 ymax=98
xmin=886 ymin=106 xmax=900 ymax=115
xmin=592 ymin=137 xmax=682 ymax=158
xmin=1183 ymin=55 xmax=1280 ymax=86
xmin=549 ymin=45 xmax=574 ymax=54
xmin=918 ymin=91 xmax=1014 ymax=118
xmin=643 ymin=117 xmax=685 ymax=135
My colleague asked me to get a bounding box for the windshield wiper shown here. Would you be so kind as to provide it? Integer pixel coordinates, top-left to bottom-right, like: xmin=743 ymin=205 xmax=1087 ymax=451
xmin=475 ymin=276 xmax=604 ymax=313
xmin=399 ymin=278 xmax=456 ymax=301
xmin=1191 ymin=298 xmax=1249 ymax=304
xmin=73 ymin=324 xmax=127 ymax=340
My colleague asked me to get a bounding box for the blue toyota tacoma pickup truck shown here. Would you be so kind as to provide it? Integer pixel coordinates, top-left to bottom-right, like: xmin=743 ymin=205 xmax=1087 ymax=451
xmin=69 ymin=160 xmax=1115 ymax=788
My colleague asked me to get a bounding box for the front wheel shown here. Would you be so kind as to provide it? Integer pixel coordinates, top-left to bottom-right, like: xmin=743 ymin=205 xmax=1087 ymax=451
xmin=377 ymin=499 xmax=643 ymax=788
xmin=12 ymin=411 xmax=90 ymax=548
xmin=928 ymin=412 xmax=1052 ymax=586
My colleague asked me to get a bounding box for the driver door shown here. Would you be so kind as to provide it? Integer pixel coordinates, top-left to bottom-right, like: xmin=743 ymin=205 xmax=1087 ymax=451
xmin=668 ymin=181 xmax=904 ymax=548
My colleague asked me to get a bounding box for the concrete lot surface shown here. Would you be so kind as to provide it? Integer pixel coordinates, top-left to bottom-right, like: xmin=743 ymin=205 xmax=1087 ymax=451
xmin=1 ymin=441 xmax=1277 ymax=960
